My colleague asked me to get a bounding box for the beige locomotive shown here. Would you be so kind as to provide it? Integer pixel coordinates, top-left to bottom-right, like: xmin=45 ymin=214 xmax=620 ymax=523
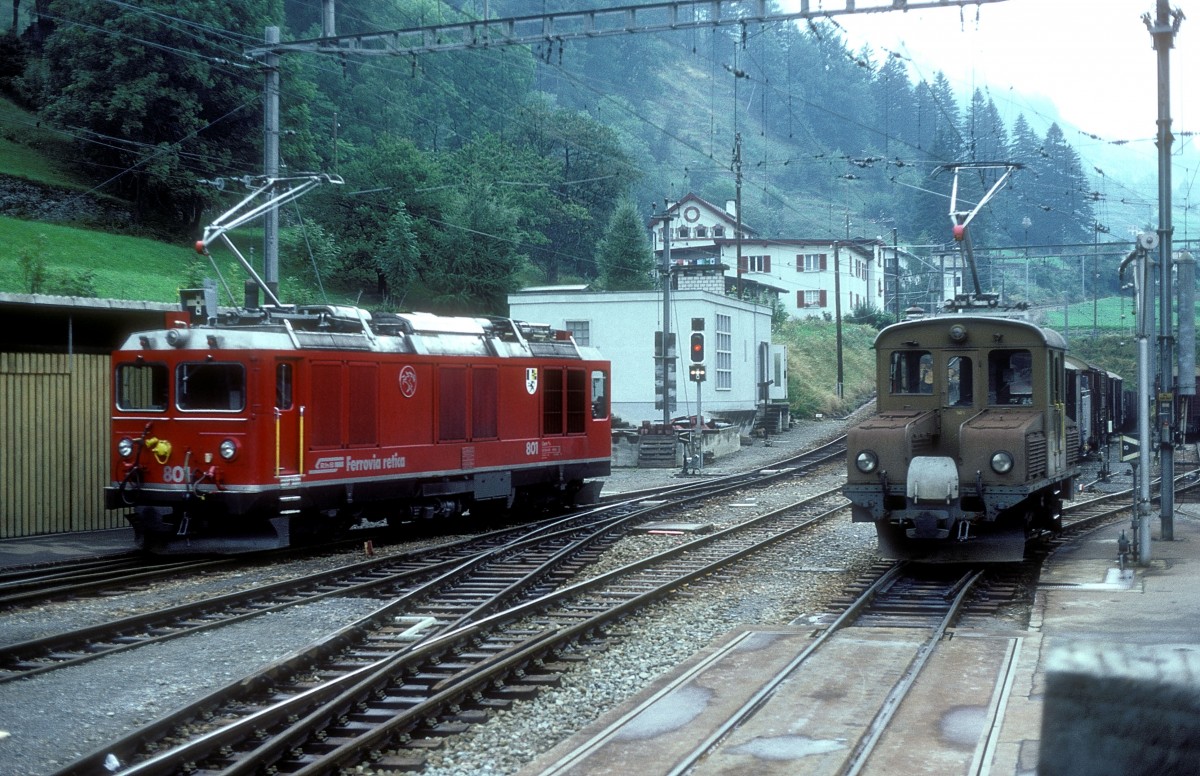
xmin=845 ymin=314 xmax=1082 ymax=562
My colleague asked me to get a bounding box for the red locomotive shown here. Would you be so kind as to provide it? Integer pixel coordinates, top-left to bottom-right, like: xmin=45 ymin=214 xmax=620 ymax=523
xmin=107 ymin=300 xmax=611 ymax=553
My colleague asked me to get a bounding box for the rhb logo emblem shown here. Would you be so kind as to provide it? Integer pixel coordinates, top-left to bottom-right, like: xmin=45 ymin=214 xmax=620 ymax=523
xmin=311 ymin=456 xmax=345 ymax=473
xmin=398 ymin=365 xmax=418 ymax=398
xmin=525 ymin=368 xmax=538 ymax=395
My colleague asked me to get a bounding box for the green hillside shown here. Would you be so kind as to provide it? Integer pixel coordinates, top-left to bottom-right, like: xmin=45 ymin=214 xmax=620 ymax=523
xmin=2 ymin=215 xmax=200 ymax=301
xmin=0 ymin=97 xmax=81 ymax=190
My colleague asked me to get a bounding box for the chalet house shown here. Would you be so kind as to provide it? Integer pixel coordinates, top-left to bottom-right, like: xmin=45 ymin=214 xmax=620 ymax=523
xmin=650 ymin=193 xmax=888 ymax=320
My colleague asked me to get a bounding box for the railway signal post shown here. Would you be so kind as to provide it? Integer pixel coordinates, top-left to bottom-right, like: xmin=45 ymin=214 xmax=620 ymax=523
xmin=690 ymin=320 xmax=706 ymax=474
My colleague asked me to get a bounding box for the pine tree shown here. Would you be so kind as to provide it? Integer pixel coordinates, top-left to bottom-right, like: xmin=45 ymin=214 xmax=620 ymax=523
xmin=1039 ymin=124 xmax=1095 ymax=245
xmin=1006 ymin=114 xmax=1046 ymax=247
xmin=596 ymin=200 xmax=656 ymax=291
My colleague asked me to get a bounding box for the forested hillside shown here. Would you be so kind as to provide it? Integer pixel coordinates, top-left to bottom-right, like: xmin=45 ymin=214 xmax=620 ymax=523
xmin=2 ymin=0 xmax=1107 ymax=314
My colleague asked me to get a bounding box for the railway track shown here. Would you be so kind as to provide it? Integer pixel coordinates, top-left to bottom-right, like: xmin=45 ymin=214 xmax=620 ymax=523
xmin=523 ymin=470 xmax=1194 ymax=775
xmin=53 ymin=484 xmax=849 ymax=776
xmin=0 ymin=525 xmax=518 ymax=684
xmin=530 ymin=559 xmax=1001 ymax=775
xmin=0 ymin=553 xmax=234 ymax=609
xmin=0 ymin=437 xmax=844 ymax=616
xmin=0 ymin=440 xmax=845 ymax=686
xmin=42 ymin=435 xmax=1154 ymax=775
xmin=1040 ymin=469 xmax=1200 ymax=552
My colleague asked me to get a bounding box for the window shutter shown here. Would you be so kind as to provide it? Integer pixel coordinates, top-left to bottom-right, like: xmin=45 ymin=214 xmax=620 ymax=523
xmin=819 ymin=289 xmax=828 ymax=307
xmin=796 ymin=254 xmax=804 ymax=272
xmin=738 ymin=256 xmax=747 ymax=273
xmin=763 ymin=256 xmax=771 ymax=273
xmin=797 ymin=291 xmax=803 ymax=308
xmin=819 ymin=254 xmax=827 ymax=271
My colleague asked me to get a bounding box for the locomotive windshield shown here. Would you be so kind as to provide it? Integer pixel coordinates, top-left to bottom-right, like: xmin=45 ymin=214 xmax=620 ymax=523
xmin=988 ymin=350 xmax=1033 ymax=406
xmin=889 ymin=350 xmax=933 ymax=395
xmin=116 ymin=362 xmax=169 ymax=411
xmin=177 ymin=362 xmax=246 ymax=411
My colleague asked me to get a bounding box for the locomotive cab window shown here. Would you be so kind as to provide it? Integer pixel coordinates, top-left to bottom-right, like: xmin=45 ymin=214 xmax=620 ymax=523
xmin=591 ymin=369 xmax=609 ymax=419
xmin=177 ymin=362 xmax=246 ymax=411
xmin=116 ymin=362 xmax=169 ymax=411
xmin=275 ymin=363 xmax=293 ymax=410
xmin=889 ymin=350 xmax=933 ymax=395
xmin=988 ymin=350 xmax=1033 ymax=406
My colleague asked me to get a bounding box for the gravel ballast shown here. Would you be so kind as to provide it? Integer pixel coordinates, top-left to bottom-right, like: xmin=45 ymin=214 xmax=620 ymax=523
xmin=0 ymin=418 xmax=872 ymax=775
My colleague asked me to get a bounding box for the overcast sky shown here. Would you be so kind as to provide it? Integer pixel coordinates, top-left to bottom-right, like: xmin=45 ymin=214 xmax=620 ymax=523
xmin=781 ymin=0 xmax=1197 ymax=235
xmin=826 ymin=0 xmax=1191 ymax=140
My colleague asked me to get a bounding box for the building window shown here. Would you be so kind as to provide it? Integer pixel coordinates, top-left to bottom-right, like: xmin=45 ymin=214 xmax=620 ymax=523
xmin=677 ymin=226 xmax=690 ymax=239
xmin=564 ymin=319 xmax=590 ymax=346
xmin=715 ymin=313 xmax=732 ymax=390
xmin=798 ymin=253 xmax=827 ymax=272
xmin=738 ymin=255 xmax=770 ymax=274
xmin=713 ymin=225 xmax=725 ymax=237
xmin=695 ymin=225 xmax=708 ymax=237
xmin=799 ymin=289 xmax=827 ymax=308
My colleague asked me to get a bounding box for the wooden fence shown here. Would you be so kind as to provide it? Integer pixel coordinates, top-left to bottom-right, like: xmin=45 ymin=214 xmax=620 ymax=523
xmin=1 ymin=351 xmax=125 ymax=538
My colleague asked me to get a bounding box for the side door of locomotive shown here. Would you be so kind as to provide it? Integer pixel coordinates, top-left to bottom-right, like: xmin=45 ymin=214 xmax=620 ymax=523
xmin=1048 ymin=350 xmax=1068 ymax=468
xmin=273 ymin=358 xmax=303 ymax=477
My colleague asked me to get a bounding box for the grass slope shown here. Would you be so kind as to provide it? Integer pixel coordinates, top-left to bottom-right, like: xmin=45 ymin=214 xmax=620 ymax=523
xmin=777 ymin=318 xmax=877 ymax=418
xmin=0 ymin=97 xmax=82 ymax=190
xmin=1 ymin=215 xmax=196 ymax=301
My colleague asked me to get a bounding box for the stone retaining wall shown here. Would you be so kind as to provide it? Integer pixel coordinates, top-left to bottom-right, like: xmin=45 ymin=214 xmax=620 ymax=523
xmin=0 ymin=175 xmax=131 ymax=226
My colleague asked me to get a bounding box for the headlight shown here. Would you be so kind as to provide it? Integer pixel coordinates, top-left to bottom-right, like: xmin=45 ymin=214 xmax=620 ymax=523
xmin=991 ymin=451 xmax=1014 ymax=474
xmin=855 ymin=450 xmax=879 ymax=473
xmin=219 ymin=438 xmax=238 ymax=461
xmin=117 ymin=437 xmax=134 ymax=458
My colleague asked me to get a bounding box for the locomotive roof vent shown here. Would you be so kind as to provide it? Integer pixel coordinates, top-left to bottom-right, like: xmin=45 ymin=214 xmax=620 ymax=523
xmin=948 ymin=323 xmax=968 ymax=343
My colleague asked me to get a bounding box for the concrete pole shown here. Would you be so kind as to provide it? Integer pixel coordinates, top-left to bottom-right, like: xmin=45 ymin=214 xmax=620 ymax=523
xmin=1136 ymin=241 xmax=1155 ymax=564
xmin=695 ymin=379 xmax=703 ymax=474
xmin=660 ymin=211 xmax=673 ymax=428
xmin=834 ymin=242 xmax=843 ymax=398
xmin=322 ymin=0 xmax=335 ymax=37
xmin=892 ymin=228 xmax=900 ymax=319
xmin=1149 ymin=0 xmax=1181 ymax=540
xmin=263 ymin=26 xmax=280 ymax=301
xmin=734 ymin=133 xmax=743 ymax=299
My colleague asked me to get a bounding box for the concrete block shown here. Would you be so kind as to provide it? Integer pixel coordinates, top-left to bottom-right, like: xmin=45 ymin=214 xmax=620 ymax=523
xmin=1040 ymin=641 xmax=1200 ymax=775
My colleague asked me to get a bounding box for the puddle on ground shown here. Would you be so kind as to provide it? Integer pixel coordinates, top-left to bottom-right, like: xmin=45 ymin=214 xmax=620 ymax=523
xmin=941 ymin=705 xmax=987 ymax=747
xmin=726 ymin=735 xmax=847 ymax=760
xmin=612 ymin=685 xmax=711 ymax=740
